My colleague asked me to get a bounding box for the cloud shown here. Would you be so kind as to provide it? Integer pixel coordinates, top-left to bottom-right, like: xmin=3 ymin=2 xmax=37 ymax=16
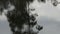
xmin=37 ymin=2 xmax=60 ymax=34
xmin=37 ymin=1 xmax=60 ymax=21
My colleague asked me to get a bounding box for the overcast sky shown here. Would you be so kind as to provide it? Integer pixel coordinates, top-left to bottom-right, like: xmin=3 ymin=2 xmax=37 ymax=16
xmin=0 ymin=0 xmax=60 ymax=34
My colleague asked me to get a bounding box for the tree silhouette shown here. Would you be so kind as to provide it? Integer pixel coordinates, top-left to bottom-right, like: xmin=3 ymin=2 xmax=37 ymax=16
xmin=0 ymin=0 xmax=43 ymax=34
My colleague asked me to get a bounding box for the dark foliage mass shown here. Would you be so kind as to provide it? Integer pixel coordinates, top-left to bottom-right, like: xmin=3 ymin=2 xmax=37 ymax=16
xmin=0 ymin=0 xmax=43 ymax=34
xmin=7 ymin=0 xmax=33 ymax=33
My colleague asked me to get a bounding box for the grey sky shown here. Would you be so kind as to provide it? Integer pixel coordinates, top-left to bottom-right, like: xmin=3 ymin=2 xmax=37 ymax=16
xmin=0 ymin=15 xmax=12 ymax=34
